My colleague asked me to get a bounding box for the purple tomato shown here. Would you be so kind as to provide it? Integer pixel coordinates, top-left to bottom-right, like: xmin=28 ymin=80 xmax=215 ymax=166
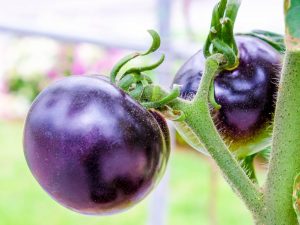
xmin=24 ymin=75 xmax=170 ymax=215
xmin=173 ymin=35 xmax=282 ymax=156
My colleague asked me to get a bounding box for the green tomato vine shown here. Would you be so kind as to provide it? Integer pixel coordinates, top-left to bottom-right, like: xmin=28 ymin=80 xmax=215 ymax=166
xmin=109 ymin=0 xmax=300 ymax=224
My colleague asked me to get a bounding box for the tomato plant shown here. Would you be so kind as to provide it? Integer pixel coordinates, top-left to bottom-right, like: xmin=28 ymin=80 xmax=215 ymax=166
xmin=23 ymin=0 xmax=300 ymax=224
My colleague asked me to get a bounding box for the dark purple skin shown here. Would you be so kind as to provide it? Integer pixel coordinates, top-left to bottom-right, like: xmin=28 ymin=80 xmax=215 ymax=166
xmin=173 ymin=36 xmax=281 ymax=139
xmin=24 ymin=75 xmax=170 ymax=215
xmin=149 ymin=110 xmax=170 ymax=150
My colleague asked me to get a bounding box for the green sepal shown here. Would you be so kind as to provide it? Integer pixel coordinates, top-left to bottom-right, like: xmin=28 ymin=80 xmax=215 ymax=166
xmin=211 ymin=38 xmax=237 ymax=68
xmin=240 ymin=30 xmax=286 ymax=53
xmin=239 ymin=154 xmax=257 ymax=183
xmin=141 ymin=85 xmax=180 ymax=109
xmin=204 ymin=0 xmax=241 ymax=70
xmin=209 ymin=79 xmax=221 ymax=110
xmin=129 ymin=83 xmax=144 ymax=101
xmin=110 ymin=29 xmax=161 ymax=84
xmin=118 ymin=73 xmax=152 ymax=91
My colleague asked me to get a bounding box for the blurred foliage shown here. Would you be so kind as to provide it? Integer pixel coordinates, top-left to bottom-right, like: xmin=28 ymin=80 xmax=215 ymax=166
xmin=7 ymin=75 xmax=43 ymax=102
xmin=2 ymin=38 xmax=126 ymax=103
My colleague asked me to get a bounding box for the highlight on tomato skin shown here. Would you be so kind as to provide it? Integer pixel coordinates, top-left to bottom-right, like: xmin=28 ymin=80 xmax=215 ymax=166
xmin=23 ymin=75 xmax=170 ymax=215
xmin=173 ymin=35 xmax=282 ymax=155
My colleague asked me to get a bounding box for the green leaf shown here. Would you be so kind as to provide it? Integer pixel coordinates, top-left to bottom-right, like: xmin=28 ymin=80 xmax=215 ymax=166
xmin=291 ymin=0 xmax=300 ymax=7
xmin=286 ymin=5 xmax=300 ymax=38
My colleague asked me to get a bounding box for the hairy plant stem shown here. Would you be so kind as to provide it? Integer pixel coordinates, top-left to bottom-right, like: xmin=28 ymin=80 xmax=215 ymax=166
xmin=184 ymin=55 xmax=264 ymax=223
xmin=143 ymin=54 xmax=265 ymax=223
xmin=264 ymin=50 xmax=300 ymax=225
xmin=262 ymin=2 xmax=300 ymax=223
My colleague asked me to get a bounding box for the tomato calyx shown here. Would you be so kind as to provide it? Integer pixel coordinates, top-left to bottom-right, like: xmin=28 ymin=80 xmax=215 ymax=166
xmin=110 ymin=30 xmax=162 ymax=84
xmin=109 ymin=30 xmax=186 ymax=121
xmin=204 ymin=0 xmax=241 ymax=70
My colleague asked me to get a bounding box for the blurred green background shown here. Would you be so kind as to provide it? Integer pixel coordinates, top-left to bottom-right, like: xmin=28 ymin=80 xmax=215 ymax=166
xmin=0 ymin=120 xmax=253 ymax=225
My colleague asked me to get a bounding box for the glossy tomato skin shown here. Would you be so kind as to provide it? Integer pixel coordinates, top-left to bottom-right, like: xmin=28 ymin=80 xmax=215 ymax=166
xmin=173 ymin=36 xmax=281 ymax=141
xmin=24 ymin=75 xmax=169 ymax=215
xmin=149 ymin=110 xmax=170 ymax=150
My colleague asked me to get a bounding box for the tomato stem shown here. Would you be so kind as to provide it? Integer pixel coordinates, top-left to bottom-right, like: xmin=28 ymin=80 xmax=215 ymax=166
xmin=183 ymin=55 xmax=265 ymax=222
xmin=142 ymin=54 xmax=265 ymax=222
xmin=262 ymin=5 xmax=300 ymax=223
xmin=264 ymin=50 xmax=300 ymax=225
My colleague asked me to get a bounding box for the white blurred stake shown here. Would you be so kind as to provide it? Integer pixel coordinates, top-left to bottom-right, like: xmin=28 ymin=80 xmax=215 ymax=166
xmin=148 ymin=123 xmax=175 ymax=225
xmin=148 ymin=0 xmax=172 ymax=225
xmin=148 ymin=162 xmax=170 ymax=225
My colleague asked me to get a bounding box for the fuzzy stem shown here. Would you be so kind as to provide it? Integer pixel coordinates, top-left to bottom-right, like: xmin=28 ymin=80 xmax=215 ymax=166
xmin=142 ymin=55 xmax=265 ymax=223
xmin=187 ymin=55 xmax=264 ymax=222
xmin=264 ymin=51 xmax=300 ymax=225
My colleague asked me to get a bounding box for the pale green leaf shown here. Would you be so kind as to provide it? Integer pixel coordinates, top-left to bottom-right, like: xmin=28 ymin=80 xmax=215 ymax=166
xmin=286 ymin=5 xmax=300 ymax=38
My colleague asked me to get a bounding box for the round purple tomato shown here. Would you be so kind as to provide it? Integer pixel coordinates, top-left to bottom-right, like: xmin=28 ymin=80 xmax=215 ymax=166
xmin=173 ymin=35 xmax=282 ymax=156
xmin=24 ymin=75 xmax=170 ymax=215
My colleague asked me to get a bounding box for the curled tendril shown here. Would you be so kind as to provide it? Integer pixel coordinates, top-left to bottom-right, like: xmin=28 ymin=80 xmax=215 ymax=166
xmin=109 ymin=30 xmax=181 ymax=113
xmin=110 ymin=29 xmax=163 ymax=84
xmin=110 ymin=53 xmax=139 ymax=84
xmin=142 ymin=30 xmax=161 ymax=55
xmin=122 ymin=54 xmax=165 ymax=77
